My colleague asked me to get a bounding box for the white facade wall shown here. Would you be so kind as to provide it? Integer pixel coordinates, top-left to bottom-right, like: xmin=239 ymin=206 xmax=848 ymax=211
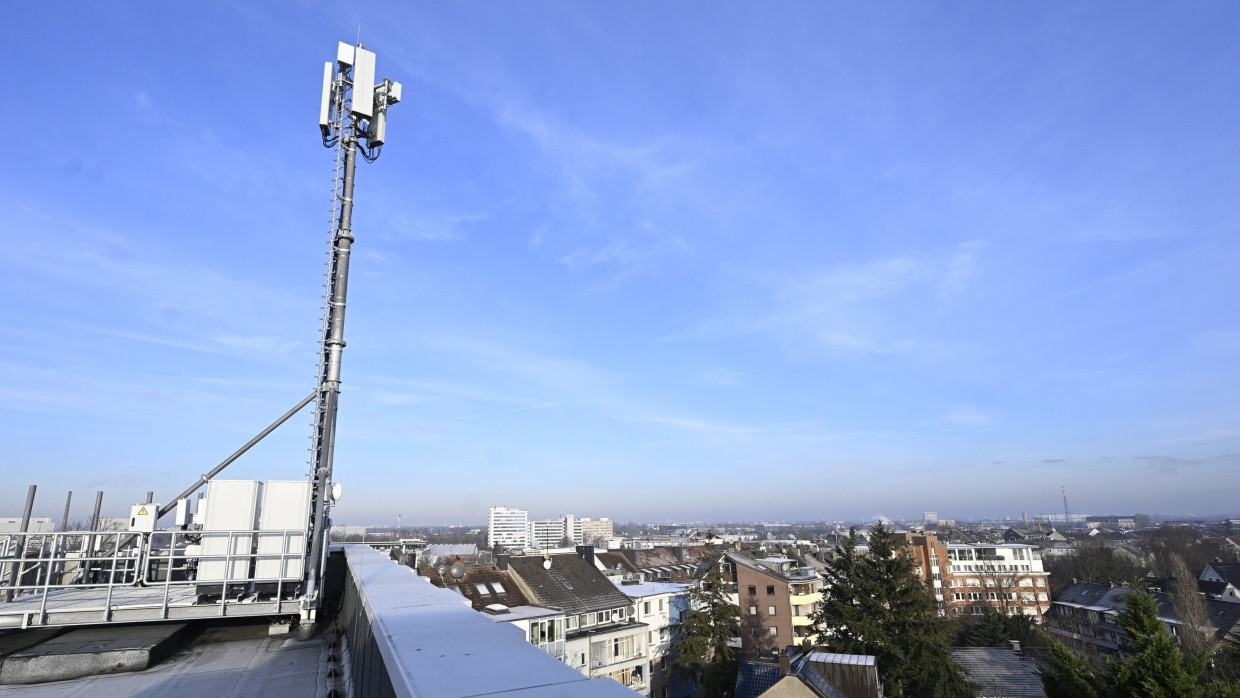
xmin=562 ymin=515 xmax=583 ymax=545
xmin=488 ymin=506 xmax=529 ymax=550
xmin=529 ymin=519 xmax=563 ymax=549
xmin=580 ymin=518 xmax=614 ymax=545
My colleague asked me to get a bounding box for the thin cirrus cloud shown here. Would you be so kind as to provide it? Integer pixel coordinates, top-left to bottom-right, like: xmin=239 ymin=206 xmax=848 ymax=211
xmin=688 ymin=240 xmax=989 ymax=358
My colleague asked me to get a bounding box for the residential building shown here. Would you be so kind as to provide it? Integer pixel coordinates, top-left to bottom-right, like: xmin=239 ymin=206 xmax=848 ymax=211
xmin=721 ymin=551 xmax=824 ymax=656
xmin=1200 ymin=562 xmax=1240 ymax=604
xmin=942 ymin=541 xmax=1051 ymax=618
xmin=1046 ymin=582 xmax=1240 ymax=659
xmin=488 ymin=506 xmax=529 ymax=550
xmin=507 ymin=552 xmax=652 ymax=694
xmin=581 ymin=518 xmax=615 ymax=545
xmin=897 ymin=532 xmax=950 ymax=615
xmin=564 ymin=514 xmax=584 ymax=545
xmin=616 ymin=578 xmax=692 ymax=698
xmin=530 ymin=518 xmax=565 ymax=549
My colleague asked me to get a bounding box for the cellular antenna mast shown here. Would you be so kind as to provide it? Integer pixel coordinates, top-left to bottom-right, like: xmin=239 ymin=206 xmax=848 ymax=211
xmin=301 ymin=42 xmax=401 ymax=629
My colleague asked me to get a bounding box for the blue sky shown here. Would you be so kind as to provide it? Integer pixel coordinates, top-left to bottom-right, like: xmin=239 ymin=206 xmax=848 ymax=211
xmin=3 ymin=2 xmax=1239 ymax=526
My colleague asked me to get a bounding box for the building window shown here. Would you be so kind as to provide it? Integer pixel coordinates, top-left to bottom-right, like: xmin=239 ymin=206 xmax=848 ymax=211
xmin=659 ymin=599 xmax=663 ymax=611
xmin=644 ymin=601 xmax=651 ymax=614
xmin=766 ymin=585 xmax=775 ymax=595
xmin=748 ymin=585 xmax=756 ymax=595
xmin=751 ymin=628 xmax=759 ymax=637
xmin=768 ymin=606 xmax=776 ymax=615
xmin=749 ymin=606 xmax=757 ymax=615
xmin=475 ymin=583 xmax=491 ymax=595
xmin=769 ymin=627 xmax=778 ymax=636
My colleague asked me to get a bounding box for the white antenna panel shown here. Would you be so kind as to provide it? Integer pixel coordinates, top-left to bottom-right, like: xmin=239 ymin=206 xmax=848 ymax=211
xmin=336 ymin=42 xmax=354 ymax=67
xmin=351 ymin=47 xmax=376 ymax=119
xmin=319 ymin=62 xmax=334 ymax=137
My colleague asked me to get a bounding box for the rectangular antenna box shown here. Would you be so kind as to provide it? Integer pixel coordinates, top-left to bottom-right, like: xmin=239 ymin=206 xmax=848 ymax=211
xmin=254 ymin=480 xmax=312 ymax=583
xmin=196 ymin=480 xmax=260 ymax=592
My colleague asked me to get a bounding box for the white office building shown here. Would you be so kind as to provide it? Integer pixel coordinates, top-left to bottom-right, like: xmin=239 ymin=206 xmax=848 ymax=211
xmin=488 ymin=506 xmax=529 ymax=550
xmin=530 ymin=519 xmax=564 ymax=549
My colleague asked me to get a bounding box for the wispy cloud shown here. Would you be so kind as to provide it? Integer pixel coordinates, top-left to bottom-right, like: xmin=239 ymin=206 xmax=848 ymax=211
xmin=688 ymin=240 xmax=988 ymax=357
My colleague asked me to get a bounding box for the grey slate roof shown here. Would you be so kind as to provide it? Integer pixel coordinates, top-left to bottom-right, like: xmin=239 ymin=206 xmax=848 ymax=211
xmin=1053 ymin=582 xmax=1240 ymax=637
xmin=1208 ymin=562 xmax=1240 ymax=587
xmin=952 ymin=647 xmax=1046 ymax=697
xmin=507 ymin=553 xmax=634 ymax=615
xmin=734 ymin=654 xmax=847 ymax=698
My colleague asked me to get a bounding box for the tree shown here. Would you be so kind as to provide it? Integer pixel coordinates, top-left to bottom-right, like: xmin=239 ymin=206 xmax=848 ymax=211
xmin=1108 ymin=590 xmax=1207 ymax=698
xmin=1037 ymin=633 xmax=1102 ymax=698
xmin=669 ymin=557 xmax=740 ymax=696
xmin=811 ymin=524 xmax=972 ymax=698
xmin=1167 ymin=553 xmax=1216 ymax=661
xmin=1037 ymin=591 xmax=1212 ymax=697
xmin=956 ymin=607 xmax=1039 ymax=648
xmin=1044 ymin=543 xmax=1147 ymax=597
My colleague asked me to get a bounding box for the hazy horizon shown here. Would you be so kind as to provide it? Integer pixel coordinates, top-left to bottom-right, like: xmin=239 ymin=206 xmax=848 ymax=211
xmin=5 ymin=3 xmax=1239 ymax=525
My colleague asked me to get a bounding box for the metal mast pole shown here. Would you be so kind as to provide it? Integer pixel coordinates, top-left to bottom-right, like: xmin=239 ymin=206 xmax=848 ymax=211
xmin=301 ymin=43 xmax=399 ymax=628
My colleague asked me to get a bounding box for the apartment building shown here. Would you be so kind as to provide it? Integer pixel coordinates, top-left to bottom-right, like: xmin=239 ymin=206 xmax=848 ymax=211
xmin=530 ymin=519 xmax=565 ymax=549
xmin=943 ymin=542 xmax=1051 ymax=618
xmin=581 ymin=518 xmax=615 ymax=545
xmin=617 ymin=578 xmax=694 ymax=698
xmin=898 ymin=533 xmax=1051 ymax=617
xmin=1048 ymin=582 xmax=1240 ymax=659
xmin=721 ymin=551 xmax=824 ymax=656
xmin=488 ymin=506 xmax=529 ymax=550
xmin=507 ymin=552 xmax=652 ymax=694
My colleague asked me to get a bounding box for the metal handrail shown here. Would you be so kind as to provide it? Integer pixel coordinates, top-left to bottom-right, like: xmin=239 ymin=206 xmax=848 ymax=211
xmin=0 ymin=528 xmax=308 ymax=626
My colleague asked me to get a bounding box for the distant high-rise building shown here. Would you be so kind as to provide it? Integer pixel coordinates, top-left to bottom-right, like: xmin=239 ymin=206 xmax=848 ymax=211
xmin=529 ymin=519 xmax=564 ymax=549
xmin=487 ymin=506 xmax=529 ymax=550
xmin=562 ymin=514 xmax=583 ymax=545
xmin=580 ymin=517 xmax=613 ymax=545
xmin=923 ymin=512 xmax=939 ymax=526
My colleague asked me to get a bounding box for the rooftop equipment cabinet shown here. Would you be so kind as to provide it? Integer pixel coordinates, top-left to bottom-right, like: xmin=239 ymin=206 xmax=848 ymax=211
xmin=255 ymin=480 xmax=312 ymax=586
xmin=197 ymin=480 xmax=261 ymax=593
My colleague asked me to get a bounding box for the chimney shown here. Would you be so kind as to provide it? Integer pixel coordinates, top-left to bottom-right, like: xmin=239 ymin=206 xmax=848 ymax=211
xmin=497 ymin=553 xmax=509 ymax=571
xmin=576 ymin=545 xmax=595 ymax=566
xmin=778 ymin=654 xmax=791 ymax=676
xmin=1009 ymin=640 xmax=1021 ymax=654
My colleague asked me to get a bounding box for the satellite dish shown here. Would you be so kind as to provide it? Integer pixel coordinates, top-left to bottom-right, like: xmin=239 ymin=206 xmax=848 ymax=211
xmin=543 ymin=559 xmax=552 ymax=570
xmin=450 ymin=562 xmax=466 ymax=579
xmin=437 ymin=564 xmax=447 ymax=576
xmin=331 ymin=482 xmax=343 ymax=502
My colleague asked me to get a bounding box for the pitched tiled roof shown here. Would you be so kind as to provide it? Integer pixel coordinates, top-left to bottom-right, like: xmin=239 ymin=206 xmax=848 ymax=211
xmin=952 ymin=647 xmax=1046 ymax=697
xmin=596 ymin=552 xmax=638 ymax=574
xmin=1209 ymin=562 xmax=1240 ymax=587
xmin=422 ymin=564 xmax=529 ymax=611
xmin=508 ymin=553 xmax=633 ymax=615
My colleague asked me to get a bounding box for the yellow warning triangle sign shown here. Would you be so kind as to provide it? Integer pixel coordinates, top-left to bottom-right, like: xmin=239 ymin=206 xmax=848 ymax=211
xmin=137 ymin=507 xmax=148 ymax=516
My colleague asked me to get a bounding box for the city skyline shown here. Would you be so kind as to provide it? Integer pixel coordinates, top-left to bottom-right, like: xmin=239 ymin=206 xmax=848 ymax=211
xmin=4 ymin=3 xmax=1239 ymax=524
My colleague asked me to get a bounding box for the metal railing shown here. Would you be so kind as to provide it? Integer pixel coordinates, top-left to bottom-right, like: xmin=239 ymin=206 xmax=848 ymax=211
xmin=0 ymin=528 xmax=307 ymax=627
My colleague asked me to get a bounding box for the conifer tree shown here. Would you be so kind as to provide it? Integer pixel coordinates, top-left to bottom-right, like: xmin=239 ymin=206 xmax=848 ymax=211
xmin=669 ymin=558 xmax=741 ymax=696
xmin=811 ymin=523 xmax=972 ymax=697
xmin=1108 ymin=590 xmax=1206 ymax=698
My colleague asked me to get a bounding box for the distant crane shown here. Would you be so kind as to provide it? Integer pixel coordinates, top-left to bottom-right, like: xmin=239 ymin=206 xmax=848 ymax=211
xmin=1062 ymin=485 xmax=1071 ymax=523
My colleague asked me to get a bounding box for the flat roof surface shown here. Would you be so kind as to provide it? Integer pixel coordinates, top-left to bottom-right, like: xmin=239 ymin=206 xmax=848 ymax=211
xmin=0 ymin=622 xmax=333 ymax=697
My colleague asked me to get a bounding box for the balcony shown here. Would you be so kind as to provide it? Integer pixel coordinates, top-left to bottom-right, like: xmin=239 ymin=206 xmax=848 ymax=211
xmin=790 ymin=592 xmax=821 ymax=606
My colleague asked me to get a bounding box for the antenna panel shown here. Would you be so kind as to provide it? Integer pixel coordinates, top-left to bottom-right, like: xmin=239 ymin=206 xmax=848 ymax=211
xmin=319 ymin=62 xmax=334 ymax=138
xmin=351 ymin=47 xmax=376 ymax=119
xmin=336 ymin=42 xmax=354 ymax=67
